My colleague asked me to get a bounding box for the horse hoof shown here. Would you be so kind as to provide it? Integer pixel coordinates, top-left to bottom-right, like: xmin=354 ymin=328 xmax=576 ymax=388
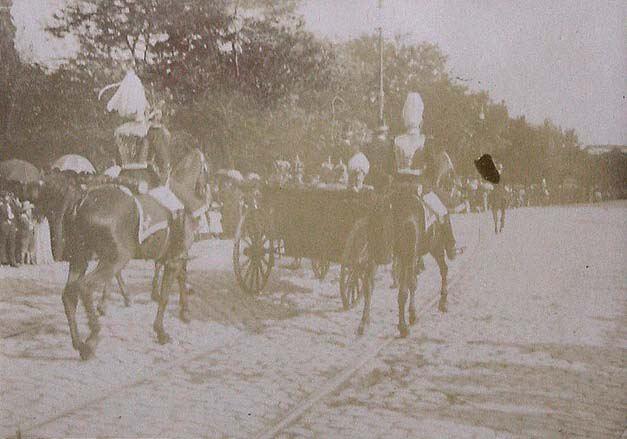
xmin=357 ymin=321 xmax=368 ymax=336
xmin=409 ymin=312 xmax=417 ymax=326
xmin=398 ymin=324 xmax=409 ymax=338
xmin=78 ymin=343 xmax=95 ymax=361
xmin=157 ymin=332 xmax=171 ymax=345
xmin=179 ymin=311 xmax=191 ymax=324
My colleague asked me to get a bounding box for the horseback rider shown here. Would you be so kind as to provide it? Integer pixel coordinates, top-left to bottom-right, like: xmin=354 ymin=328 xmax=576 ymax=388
xmin=393 ymin=92 xmax=460 ymax=260
xmin=102 ymin=70 xmax=171 ymax=185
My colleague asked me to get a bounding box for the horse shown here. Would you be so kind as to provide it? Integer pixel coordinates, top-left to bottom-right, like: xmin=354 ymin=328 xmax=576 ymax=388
xmin=489 ymin=183 xmax=507 ymax=234
xmin=30 ymin=172 xmax=132 ymax=313
xmin=345 ymin=194 xmax=394 ymax=336
xmin=58 ymin=148 xmax=208 ymax=360
xmin=95 ymin=164 xmax=188 ymax=316
xmin=377 ymin=150 xmax=459 ymax=338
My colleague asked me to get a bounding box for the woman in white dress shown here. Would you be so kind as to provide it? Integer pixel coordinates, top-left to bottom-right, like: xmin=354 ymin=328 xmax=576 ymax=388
xmin=34 ymin=213 xmax=54 ymax=264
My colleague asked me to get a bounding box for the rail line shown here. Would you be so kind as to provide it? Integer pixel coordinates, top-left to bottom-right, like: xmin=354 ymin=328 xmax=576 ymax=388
xmin=254 ymin=219 xmax=486 ymax=439
xmin=6 ymin=217 xmax=487 ymax=439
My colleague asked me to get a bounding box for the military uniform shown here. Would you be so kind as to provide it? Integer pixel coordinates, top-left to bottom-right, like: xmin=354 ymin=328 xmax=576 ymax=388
xmin=393 ymin=92 xmax=458 ymax=260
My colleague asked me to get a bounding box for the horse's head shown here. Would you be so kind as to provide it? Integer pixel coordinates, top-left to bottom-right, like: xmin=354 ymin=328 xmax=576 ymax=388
xmin=171 ymin=147 xmax=210 ymax=202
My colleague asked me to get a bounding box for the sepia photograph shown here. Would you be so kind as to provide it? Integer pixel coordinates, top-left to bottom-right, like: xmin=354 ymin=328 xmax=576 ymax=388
xmin=1 ymin=0 xmax=625 ymax=437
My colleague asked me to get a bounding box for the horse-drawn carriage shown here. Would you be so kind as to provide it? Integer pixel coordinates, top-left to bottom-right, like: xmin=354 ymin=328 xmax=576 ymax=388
xmin=232 ymin=183 xmax=379 ymax=309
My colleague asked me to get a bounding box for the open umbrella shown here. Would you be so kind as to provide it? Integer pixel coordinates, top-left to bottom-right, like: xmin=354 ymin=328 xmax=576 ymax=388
xmin=0 ymin=159 xmax=41 ymax=183
xmin=52 ymin=154 xmax=96 ymax=174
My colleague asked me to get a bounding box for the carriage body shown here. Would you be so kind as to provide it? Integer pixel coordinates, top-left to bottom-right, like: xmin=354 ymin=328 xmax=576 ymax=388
xmin=233 ymin=182 xmax=379 ymax=306
xmin=263 ymin=184 xmax=376 ymax=263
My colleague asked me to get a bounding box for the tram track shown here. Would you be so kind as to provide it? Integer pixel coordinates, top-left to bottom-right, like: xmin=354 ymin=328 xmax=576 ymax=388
xmin=5 ymin=216 xmax=488 ymax=439
xmin=253 ymin=219 xmax=487 ymax=439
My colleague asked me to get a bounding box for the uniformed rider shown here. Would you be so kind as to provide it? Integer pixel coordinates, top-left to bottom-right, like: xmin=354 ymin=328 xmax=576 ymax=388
xmin=393 ymin=92 xmax=459 ymax=260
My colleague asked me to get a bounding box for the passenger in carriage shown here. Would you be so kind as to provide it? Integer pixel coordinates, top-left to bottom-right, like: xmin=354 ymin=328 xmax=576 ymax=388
xmin=393 ymin=92 xmax=460 ymax=260
xmin=344 ymin=119 xmax=372 ymax=192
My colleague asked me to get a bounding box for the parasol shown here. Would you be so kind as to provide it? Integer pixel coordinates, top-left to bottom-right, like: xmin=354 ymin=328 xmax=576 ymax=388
xmin=0 ymin=159 xmax=41 ymax=183
xmin=52 ymin=154 xmax=96 ymax=174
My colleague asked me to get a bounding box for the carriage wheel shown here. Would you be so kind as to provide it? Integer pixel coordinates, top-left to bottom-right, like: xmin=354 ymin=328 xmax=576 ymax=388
xmin=339 ymin=264 xmax=365 ymax=310
xmin=233 ymin=212 xmax=274 ymax=295
xmin=310 ymin=258 xmax=330 ymax=280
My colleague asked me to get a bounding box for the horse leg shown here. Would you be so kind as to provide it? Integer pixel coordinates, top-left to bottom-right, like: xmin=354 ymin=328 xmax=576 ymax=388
xmin=77 ymin=258 xmax=128 ymax=360
xmin=397 ymin=262 xmax=410 ymax=338
xmin=435 ymin=251 xmax=449 ymax=313
xmin=115 ymin=272 xmax=131 ymax=307
xmin=97 ymin=279 xmax=111 ymax=316
xmin=357 ymin=265 xmax=374 ymax=336
xmin=62 ymin=258 xmax=88 ymax=351
xmin=153 ymin=261 xmax=176 ymax=344
xmin=151 ymin=262 xmax=162 ymax=302
xmin=492 ymin=207 xmax=498 ymax=234
xmin=390 ymin=255 xmax=399 ymax=289
xmin=176 ymin=263 xmax=191 ymax=323
xmin=408 ymin=264 xmax=418 ymax=326
xmin=499 ymin=206 xmax=505 ymax=232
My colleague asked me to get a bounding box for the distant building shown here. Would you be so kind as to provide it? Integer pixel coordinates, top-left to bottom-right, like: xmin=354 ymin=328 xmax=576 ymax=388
xmin=583 ymin=145 xmax=627 ymax=155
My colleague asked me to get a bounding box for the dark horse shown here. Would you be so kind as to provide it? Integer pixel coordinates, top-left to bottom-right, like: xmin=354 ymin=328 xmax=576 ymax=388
xmin=96 ymin=165 xmax=195 ymax=316
xmin=361 ymin=151 xmax=458 ymax=337
xmin=59 ymin=148 xmax=208 ymax=359
xmin=32 ymin=171 xmax=132 ymax=313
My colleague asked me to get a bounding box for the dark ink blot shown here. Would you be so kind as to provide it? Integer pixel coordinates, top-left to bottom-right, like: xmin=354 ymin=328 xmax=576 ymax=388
xmin=474 ymin=154 xmax=500 ymax=184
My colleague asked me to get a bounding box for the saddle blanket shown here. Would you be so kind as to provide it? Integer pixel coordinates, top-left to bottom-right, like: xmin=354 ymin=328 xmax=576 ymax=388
xmin=148 ymin=186 xmax=184 ymax=213
xmin=423 ymin=191 xmax=448 ymax=218
xmin=134 ymin=193 xmax=171 ymax=243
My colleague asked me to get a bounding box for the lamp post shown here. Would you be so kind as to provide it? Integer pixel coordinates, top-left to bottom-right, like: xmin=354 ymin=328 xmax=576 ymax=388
xmin=376 ymin=0 xmax=388 ymax=140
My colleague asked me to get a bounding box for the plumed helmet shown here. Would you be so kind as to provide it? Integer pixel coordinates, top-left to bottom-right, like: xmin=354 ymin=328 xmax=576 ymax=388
xmin=402 ymin=92 xmax=424 ymax=130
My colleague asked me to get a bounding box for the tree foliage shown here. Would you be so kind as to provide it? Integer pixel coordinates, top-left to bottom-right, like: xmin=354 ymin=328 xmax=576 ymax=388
xmin=0 ymin=1 xmax=622 ymax=195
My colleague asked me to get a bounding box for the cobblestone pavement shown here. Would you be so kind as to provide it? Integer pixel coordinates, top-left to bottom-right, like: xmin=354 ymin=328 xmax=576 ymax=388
xmin=1 ymin=203 xmax=625 ymax=438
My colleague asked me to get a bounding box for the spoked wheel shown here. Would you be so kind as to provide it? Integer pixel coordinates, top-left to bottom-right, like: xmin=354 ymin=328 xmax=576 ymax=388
xmin=339 ymin=264 xmax=366 ymax=310
xmin=310 ymin=258 xmax=330 ymax=280
xmin=233 ymin=211 xmax=274 ymax=295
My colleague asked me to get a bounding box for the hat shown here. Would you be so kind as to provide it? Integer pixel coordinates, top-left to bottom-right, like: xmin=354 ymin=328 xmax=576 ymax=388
xmin=402 ymin=92 xmax=424 ymax=130
xmin=474 ymin=154 xmax=500 ymax=184
xmin=227 ymin=169 xmax=244 ymax=183
xmin=348 ymin=152 xmax=370 ymax=175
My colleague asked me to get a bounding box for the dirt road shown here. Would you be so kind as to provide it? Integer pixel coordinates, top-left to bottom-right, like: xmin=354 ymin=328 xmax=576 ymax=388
xmin=1 ymin=203 xmax=625 ymax=438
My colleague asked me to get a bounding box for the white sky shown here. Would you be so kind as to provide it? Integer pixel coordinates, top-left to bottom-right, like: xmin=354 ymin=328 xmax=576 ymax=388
xmin=11 ymin=0 xmax=627 ymax=145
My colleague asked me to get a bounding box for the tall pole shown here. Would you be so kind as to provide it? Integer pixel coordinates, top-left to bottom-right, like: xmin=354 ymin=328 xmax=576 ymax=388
xmin=377 ymin=0 xmax=388 ymax=140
